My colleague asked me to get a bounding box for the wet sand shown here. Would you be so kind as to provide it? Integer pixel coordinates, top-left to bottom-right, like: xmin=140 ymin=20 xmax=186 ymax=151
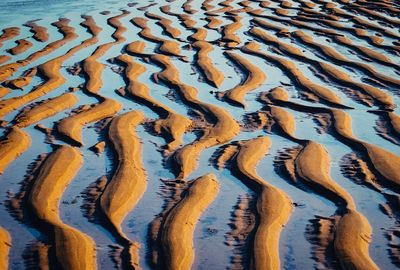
xmin=0 ymin=0 xmax=399 ymax=269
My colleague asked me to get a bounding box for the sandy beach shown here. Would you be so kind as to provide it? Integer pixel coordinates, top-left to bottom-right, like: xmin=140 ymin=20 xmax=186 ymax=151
xmin=0 ymin=0 xmax=399 ymax=269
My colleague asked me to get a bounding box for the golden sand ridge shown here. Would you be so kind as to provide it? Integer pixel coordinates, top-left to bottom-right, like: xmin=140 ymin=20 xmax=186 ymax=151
xmin=160 ymin=173 xmax=219 ymax=270
xmin=253 ymin=86 xmax=384 ymax=269
xmin=0 ymin=0 xmax=399 ymax=268
xmin=116 ymin=54 xmax=191 ymax=152
xmin=193 ymin=41 xmax=224 ymax=88
xmin=24 ymin=20 xmax=49 ymax=42
xmin=100 ymin=111 xmax=146 ymax=268
xmin=215 ymin=136 xmax=293 ymax=269
xmin=220 ymin=51 xmax=266 ymax=107
xmin=150 ymin=53 xmax=240 ymax=179
xmin=0 ymin=127 xmax=31 ymax=174
xmin=28 ymin=145 xmax=96 ymax=269
xmin=242 ymin=41 xmax=346 ymax=107
xmin=0 ymin=226 xmax=11 ymax=269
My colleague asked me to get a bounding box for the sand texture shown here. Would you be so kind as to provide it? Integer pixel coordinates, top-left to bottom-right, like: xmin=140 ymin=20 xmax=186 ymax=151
xmin=28 ymin=145 xmax=97 ymax=269
xmin=0 ymin=226 xmax=10 ymax=270
xmin=160 ymin=173 xmax=219 ymax=270
xmin=96 ymin=111 xmax=144 ymax=267
xmin=0 ymin=0 xmax=399 ymax=269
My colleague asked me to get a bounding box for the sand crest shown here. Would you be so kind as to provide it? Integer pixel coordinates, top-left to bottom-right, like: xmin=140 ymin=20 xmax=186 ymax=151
xmin=160 ymin=173 xmax=219 ymax=270
xmin=28 ymin=145 xmax=97 ymax=269
xmin=0 ymin=227 xmax=11 ymax=270
xmin=0 ymin=127 xmax=31 ymax=174
xmin=100 ymin=111 xmax=146 ymax=268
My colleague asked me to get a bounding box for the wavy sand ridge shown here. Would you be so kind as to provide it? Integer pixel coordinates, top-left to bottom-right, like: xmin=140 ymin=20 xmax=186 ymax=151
xmin=374 ymin=110 xmax=400 ymax=145
xmin=151 ymin=54 xmax=240 ymax=179
xmin=0 ymin=55 xmax=10 ymax=65
xmin=294 ymin=141 xmax=378 ymax=269
xmin=1 ymin=1 xmax=399 ymax=268
xmin=0 ymin=226 xmax=11 ymax=270
xmin=182 ymin=0 xmax=197 ymax=14
xmin=313 ymin=63 xmax=394 ymax=110
xmin=280 ymin=3 xmax=376 ymax=32
xmin=323 ymin=17 xmax=396 ymax=54
xmin=189 ymin=28 xmax=207 ymax=41
xmin=131 ymin=17 xmax=164 ymax=43
xmin=83 ymin=11 xmax=127 ymax=94
xmin=145 ymin=12 xmax=182 ymax=41
xmin=205 ymin=16 xmax=223 ymax=29
xmin=81 ymin=14 xmax=102 ymax=37
xmin=178 ymin=13 xmax=198 ymax=30
xmin=292 ymin=17 xmax=400 ymax=69
xmin=295 ymin=141 xmax=355 ymax=209
xmin=268 ymin=105 xmax=297 ymax=139
xmin=136 ymin=2 xmax=157 ymax=12
xmin=192 ymin=41 xmax=224 ymax=88
xmin=131 ymin=17 xmax=182 ymax=57
xmin=332 ymin=35 xmax=400 ymax=70
xmin=351 ymin=0 xmax=400 ymax=15
xmin=250 ymin=27 xmax=395 ymax=109
xmin=116 ymin=54 xmax=191 ymax=152
xmin=265 ymin=86 xmax=400 ymax=191
xmin=7 ymin=39 xmax=33 ymax=55
xmin=250 ymin=10 xmax=400 ymax=56
xmin=0 ymin=58 xmax=65 ymax=118
xmin=221 ymin=15 xmax=242 ymax=47
xmin=160 ymin=173 xmax=219 ymax=270
xmin=0 ymin=87 xmax=9 ymax=98
xmin=247 ymin=99 xmax=297 ymax=139
xmin=259 ymin=87 xmax=379 ymax=268
xmin=257 ymin=94 xmax=354 ymax=209
xmin=14 ymin=93 xmax=78 ymax=128
xmin=226 ymin=6 xmax=254 ymax=16
xmin=201 ymin=0 xmax=215 ymax=11
xmin=291 ymin=30 xmax=400 ymax=88
xmin=56 ymin=12 xmax=128 ymax=146
xmin=108 ymin=10 xmax=129 ymax=42
xmin=125 ymin=40 xmax=147 ymax=56
xmin=24 ymin=20 xmax=49 ymax=42
xmin=155 ymin=6 xmax=191 ymax=30
xmin=345 ymin=4 xmax=400 ymax=28
xmin=221 ymin=136 xmax=293 ymax=270
xmin=252 ymin=18 xmax=289 ymax=33
xmin=343 ymin=12 xmax=400 ymax=38
xmin=100 ymin=111 xmax=146 ymax=269
xmin=158 ymin=6 xmax=197 ymax=30
xmin=0 ymin=18 xmax=77 ymax=82
xmin=0 ymin=15 xmax=100 ymax=118
xmin=334 ymin=209 xmax=379 ymax=270
xmin=159 ymin=5 xmax=177 ymax=17
xmin=28 ymin=145 xmax=96 ymax=269
xmin=388 ymin=112 xmax=400 ymax=136
xmin=206 ymin=0 xmax=234 ymax=15
xmin=220 ymin=51 xmax=266 ymax=107
xmin=57 ymin=97 xmax=122 ymax=146
xmin=3 ymin=67 xmax=36 ymax=89
xmin=0 ymin=127 xmax=31 ymax=174
xmin=331 ymin=110 xmax=400 ymax=189
xmin=0 ymin=27 xmax=20 ymax=46
xmin=241 ymin=41 xmax=346 ymax=107
xmin=257 ymin=13 xmax=399 ymax=70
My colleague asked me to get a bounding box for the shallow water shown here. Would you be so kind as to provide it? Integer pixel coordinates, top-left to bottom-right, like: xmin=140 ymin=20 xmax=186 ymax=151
xmin=0 ymin=0 xmax=400 ymax=269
